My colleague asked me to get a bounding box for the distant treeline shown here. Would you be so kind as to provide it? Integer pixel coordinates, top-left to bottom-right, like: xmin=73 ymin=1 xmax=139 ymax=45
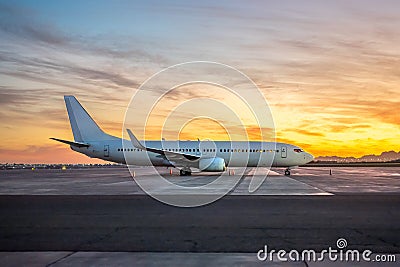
xmin=0 ymin=163 xmax=125 ymax=170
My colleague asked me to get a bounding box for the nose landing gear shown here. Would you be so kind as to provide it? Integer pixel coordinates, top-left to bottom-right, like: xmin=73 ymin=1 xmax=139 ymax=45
xmin=284 ymin=168 xmax=291 ymax=176
xmin=179 ymin=167 xmax=192 ymax=176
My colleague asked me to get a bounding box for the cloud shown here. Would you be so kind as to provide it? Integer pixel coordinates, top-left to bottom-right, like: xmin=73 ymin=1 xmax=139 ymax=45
xmin=327 ymin=124 xmax=371 ymax=133
xmin=0 ymin=3 xmax=169 ymax=103
xmin=0 ymin=3 xmax=70 ymax=46
xmin=0 ymin=3 xmax=169 ymax=64
xmin=0 ymin=52 xmax=139 ymax=89
xmin=285 ymin=128 xmax=325 ymax=137
xmin=0 ymin=1 xmax=399 ymax=161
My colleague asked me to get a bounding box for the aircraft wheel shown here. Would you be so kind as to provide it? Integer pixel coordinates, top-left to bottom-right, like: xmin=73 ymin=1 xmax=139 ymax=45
xmin=180 ymin=169 xmax=192 ymax=176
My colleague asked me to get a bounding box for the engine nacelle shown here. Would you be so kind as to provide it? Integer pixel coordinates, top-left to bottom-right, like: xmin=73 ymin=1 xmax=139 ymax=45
xmin=199 ymin=157 xmax=226 ymax=172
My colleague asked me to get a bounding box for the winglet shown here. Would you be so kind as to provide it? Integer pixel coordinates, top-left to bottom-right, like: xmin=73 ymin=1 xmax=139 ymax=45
xmin=126 ymin=129 xmax=146 ymax=150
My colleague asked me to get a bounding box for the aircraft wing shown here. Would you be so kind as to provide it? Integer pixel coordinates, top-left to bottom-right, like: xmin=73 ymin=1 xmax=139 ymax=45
xmin=126 ymin=129 xmax=200 ymax=164
xmin=50 ymin=137 xmax=90 ymax=148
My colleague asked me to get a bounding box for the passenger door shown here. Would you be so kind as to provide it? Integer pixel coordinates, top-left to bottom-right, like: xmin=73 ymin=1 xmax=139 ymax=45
xmin=104 ymin=145 xmax=110 ymax=157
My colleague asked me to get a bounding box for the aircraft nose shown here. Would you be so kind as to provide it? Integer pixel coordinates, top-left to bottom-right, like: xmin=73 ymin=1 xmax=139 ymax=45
xmin=306 ymin=153 xmax=314 ymax=163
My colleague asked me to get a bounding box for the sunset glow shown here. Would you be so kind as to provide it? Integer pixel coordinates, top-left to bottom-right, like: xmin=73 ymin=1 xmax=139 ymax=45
xmin=1 ymin=0 xmax=399 ymax=163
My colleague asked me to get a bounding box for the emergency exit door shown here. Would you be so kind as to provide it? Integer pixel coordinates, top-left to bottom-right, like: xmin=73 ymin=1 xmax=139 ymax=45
xmin=281 ymin=146 xmax=287 ymax=158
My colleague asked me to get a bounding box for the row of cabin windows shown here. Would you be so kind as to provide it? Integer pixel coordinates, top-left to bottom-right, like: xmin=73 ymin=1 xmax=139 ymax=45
xmin=220 ymin=149 xmax=279 ymax=153
xmin=118 ymin=148 xmax=201 ymax=152
xmin=117 ymin=148 xmax=279 ymax=153
xmin=118 ymin=148 xmax=143 ymax=152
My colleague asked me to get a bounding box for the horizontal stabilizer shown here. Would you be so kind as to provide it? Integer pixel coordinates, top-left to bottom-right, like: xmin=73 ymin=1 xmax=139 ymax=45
xmin=50 ymin=137 xmax=90 ymax=148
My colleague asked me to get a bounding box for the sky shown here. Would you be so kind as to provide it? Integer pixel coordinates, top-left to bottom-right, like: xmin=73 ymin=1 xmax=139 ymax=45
xmin=0 ymin=0 xmax=399 ymax=163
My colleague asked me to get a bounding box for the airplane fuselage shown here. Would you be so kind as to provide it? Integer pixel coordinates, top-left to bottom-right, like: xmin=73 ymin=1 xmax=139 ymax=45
xmin=72 ymin=138 xmax=314 ymax=168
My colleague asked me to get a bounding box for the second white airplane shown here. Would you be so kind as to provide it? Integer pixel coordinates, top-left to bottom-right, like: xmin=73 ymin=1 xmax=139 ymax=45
xmin=51 ymin=96 xmax=314 ymax=176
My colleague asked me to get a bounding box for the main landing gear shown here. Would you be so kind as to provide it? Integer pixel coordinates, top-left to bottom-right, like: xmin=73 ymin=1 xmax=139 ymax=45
xmin=284 ymin=168 xmax=291 ymax=176
xmin=179 ymin=168 xmax=192 ymax=176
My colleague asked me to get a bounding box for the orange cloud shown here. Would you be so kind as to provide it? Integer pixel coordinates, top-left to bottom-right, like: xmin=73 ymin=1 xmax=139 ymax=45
xmin=285 ymin=128 xmax=325 ymax=137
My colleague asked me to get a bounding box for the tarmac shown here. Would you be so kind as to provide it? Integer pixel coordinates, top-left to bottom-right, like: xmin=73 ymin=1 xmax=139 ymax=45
xmin=0 ymin=167 xmax=333 ymax=195
xmin=0 ymin=166 xmax=399 ymax=266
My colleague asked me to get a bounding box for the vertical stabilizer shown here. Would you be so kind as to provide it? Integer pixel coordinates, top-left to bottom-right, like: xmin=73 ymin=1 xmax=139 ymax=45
xmin=64 ymin=96 xmax=111 ymax=142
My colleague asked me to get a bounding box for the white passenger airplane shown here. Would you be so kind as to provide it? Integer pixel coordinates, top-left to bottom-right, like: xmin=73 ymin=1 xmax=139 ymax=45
xmin=51 ymin=96 xmax=314 ymax=176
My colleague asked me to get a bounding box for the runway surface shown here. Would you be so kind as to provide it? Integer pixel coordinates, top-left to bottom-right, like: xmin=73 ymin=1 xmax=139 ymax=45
xmin=0 ymin=252 xmax=307 ymax=267
xmin=1 ymin=194 xmax=399 ymax=253
xmin=0 ymin=167 xmax=333 ymax=195
xmin=0 ymin=167 xmax=399 ymax=265
xmin=1 ymin=166 xmax=400 ymax=195
xmin=1 ymin=251 xmax=397 ymax=266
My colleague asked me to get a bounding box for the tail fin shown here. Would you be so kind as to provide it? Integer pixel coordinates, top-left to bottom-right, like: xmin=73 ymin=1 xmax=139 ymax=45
xmin=64 ymin=95 xmax=111 ymax=142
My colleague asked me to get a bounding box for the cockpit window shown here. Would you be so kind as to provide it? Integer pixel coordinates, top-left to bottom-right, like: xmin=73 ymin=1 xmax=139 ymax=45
xmin=294 ymin=148 xmax=304 ymax=153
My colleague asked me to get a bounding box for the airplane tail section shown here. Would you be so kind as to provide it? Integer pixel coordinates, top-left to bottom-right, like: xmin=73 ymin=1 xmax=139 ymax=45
xmin=64 ymin=95 xmax=111 ymax=142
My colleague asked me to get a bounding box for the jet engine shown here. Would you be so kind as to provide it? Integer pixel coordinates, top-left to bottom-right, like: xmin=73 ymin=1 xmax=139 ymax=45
xmin=199 ymin=157 xmax=226 ymax=172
